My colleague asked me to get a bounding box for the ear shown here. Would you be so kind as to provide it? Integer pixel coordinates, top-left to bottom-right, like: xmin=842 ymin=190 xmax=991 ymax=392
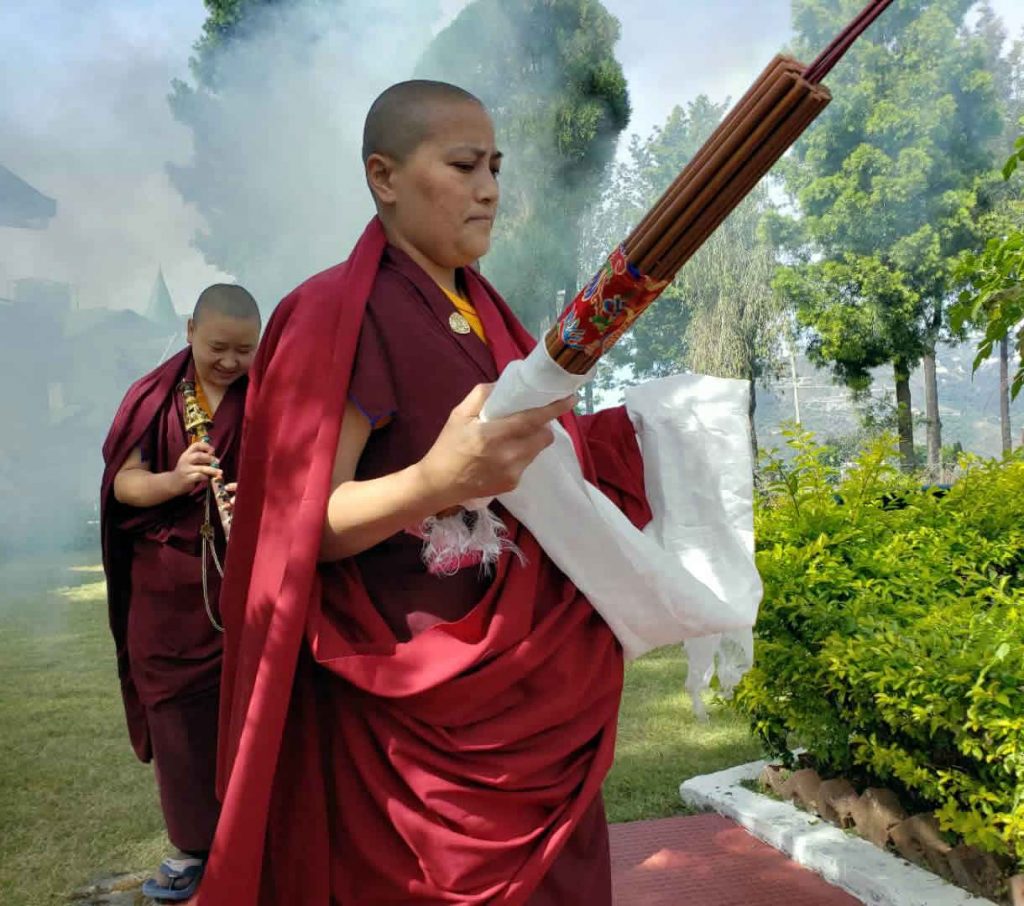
xmin=366 ymin=153 xmax=400 ymax=207
xmin=186 ymin=318 xmax=195 ymax=344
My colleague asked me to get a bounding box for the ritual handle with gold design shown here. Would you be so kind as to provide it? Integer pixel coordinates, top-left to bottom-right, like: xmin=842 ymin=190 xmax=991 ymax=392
xmin=178 ymin=379 xmax=234 ymax=540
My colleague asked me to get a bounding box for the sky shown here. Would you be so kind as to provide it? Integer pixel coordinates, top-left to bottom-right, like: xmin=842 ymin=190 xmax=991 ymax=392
xmin=2 ymin=0 xmax=1023 ymax=314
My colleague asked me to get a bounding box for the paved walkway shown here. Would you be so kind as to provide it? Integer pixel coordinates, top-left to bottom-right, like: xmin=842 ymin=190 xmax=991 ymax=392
xmin=610 ymin=814 xmax=860 ymax=905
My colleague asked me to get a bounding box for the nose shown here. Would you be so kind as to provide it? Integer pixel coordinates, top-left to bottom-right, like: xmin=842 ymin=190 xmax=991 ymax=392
xmin=475 ymin=169 xmax=499 ymax=207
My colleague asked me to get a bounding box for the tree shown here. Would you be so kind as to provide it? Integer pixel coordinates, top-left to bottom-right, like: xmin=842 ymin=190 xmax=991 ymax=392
xmin=186 ymin=0 xmax=282 ymax=86
xmin=415 ymin=0 xmax=629 ymax=333
xmin=959 ymin=3 xmax=1024 ymax=454
xmin=974 ymin=1 xmax=1024 ymax=153
xmin=952 ymin=136 xmax=1024 ymax=421
xmin=774 ymin=255 xmax=923 ymax=465
xmin=954 ymin=215 xmax=1022 ymax=453
xmin=678 ymin=208 xmax=784 ymax=460
xmin=581 ymin=99 xmax=729 ymax=376
xmin=168 ymin=0 xmax=443 ymax=307
xmin=772 ymin=0 xmax=1002 ymax=470
xmin=585 ymin=99 xmax=786 ymax=455
xmin=952 ymin=0 xmax=1024 ymax=447
xmin=1000 ymin=335 xmax=1012 ymax=454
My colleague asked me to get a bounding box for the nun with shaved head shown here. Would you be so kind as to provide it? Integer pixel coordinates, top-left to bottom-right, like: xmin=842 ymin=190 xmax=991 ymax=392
xmin=100 ymin=282 xmax=260 ymax=901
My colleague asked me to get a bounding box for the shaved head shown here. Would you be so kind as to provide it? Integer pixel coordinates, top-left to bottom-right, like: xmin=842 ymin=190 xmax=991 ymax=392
xmin=188 ymin=284 xmax=261 ymax=389
xmin=192 ymin=284 xmax=261 ymax=325
xmin=362 ymin=80 xmax=484 ymax=164
xmin=361 ymin=79 xmax=500 ymax=272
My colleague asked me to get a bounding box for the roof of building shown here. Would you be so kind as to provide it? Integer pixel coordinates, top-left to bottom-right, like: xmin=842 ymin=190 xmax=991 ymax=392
xmin=145 ymin=267 xmax=181 ymax=328
xmin=0 ymin=165 xmax=56 ymax=229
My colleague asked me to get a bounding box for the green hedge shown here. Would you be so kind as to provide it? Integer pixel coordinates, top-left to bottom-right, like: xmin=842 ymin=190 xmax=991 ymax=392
xmin=732 ymin=433 xmax=1024 ymax=865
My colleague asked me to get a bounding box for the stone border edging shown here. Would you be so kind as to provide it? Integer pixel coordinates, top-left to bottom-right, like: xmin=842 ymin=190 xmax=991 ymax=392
xmin=679 ymin=760 xmax=997 ymax=906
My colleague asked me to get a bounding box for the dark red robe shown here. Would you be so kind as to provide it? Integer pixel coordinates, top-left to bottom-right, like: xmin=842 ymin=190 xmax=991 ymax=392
xmin=100 ymin=348 xmax=245 ymax=851
xmin=197 ymin=218 xmax=650 ymax=905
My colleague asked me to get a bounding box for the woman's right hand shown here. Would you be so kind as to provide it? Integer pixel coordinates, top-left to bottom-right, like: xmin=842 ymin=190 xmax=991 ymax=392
xmin=171 ymin=441 xmax=221 ymax=494
xmin=416 ymin=384 xmax=575 ymax=509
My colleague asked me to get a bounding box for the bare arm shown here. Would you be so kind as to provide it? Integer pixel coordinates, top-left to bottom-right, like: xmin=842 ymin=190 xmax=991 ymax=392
xmin=318 ymin=403 xmax=450 ymax=561
xmin=112 ymin=442 xmax=220 ymax=508
xmin=318 ymin=387 xmax=575 ymax=562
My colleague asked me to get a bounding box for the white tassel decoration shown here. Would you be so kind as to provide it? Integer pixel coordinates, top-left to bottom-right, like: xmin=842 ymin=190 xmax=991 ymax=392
xmin=418 ymin=506 xmax=523 ymax=577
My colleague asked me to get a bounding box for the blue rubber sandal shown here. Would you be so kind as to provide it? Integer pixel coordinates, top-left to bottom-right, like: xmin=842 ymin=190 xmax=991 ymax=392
xmin=141 ymin=858 xmax=204 ymax=902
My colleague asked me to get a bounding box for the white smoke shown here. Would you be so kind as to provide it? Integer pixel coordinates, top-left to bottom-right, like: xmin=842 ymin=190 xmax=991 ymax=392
xmin=0 ymin=1 xmax=227 ymax=314
xmin=2 ymin=0 xmax=1021 ymax=318
xmin=165 ymin=0 xmax=446 ymax=307
xmin=0 ymin=0 xmax=449 ymax=315
xmin=2 ymin=0 xmax=1022 ymax=554
xmin=0 ymin=0 xmax=448 ymax=552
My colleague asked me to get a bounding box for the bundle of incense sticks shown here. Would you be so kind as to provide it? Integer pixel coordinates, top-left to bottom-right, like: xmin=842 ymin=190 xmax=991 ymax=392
xmin=545 ymin=0 xmax=895 ymax=376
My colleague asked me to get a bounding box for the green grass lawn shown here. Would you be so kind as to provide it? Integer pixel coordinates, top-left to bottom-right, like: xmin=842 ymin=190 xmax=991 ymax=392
xmin=0 ymin=555 xmax=762 ymax=906
xmin=604 ymin=648 xmax=764 ymax=823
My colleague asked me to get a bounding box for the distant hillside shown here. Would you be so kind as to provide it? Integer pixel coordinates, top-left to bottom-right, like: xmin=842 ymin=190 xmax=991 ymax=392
xmin=757 ymin=342 xmax=1024 ymax=459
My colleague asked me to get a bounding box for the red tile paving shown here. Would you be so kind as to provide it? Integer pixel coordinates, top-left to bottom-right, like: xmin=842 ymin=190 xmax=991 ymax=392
xmin=609 ymin=814 xmax=861 ymax=905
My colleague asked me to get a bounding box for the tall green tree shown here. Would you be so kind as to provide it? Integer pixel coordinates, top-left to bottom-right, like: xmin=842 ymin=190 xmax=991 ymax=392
xmin=957 ymin=5 xmax=1024 ymax=451
xmin=772 ymin=0 xmax=1002 ymax=470
xmin=677 ymin=205 xmax=784 ymax=460
xmin=416 ymin=0 xmax=629 ymax=333
xmin=974 ymin=1 xmax=1024 ymax=152
xmin=952 ymin=136 xmax=1024 ymax=418
xmin=186 ymin=0 xmax=280 ymax=85
xmin=586 ymin=99 xmax=786 ymax=455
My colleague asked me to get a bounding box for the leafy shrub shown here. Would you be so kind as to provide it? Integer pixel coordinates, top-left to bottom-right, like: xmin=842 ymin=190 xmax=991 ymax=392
xmin=733 ymin=431 xmax=1024 ymax=865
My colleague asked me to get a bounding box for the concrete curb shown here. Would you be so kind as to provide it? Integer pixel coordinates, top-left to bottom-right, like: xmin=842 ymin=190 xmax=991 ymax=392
xmin=680 ymin=760 xmax=998 ymax=906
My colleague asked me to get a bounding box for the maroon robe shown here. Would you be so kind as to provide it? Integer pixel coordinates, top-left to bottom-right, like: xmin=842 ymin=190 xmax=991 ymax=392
xmin=344 ymin=245 xmax=498 ymax=639
xmin=100 ymin=348 xmax=246 ymax=850
xmin=198 ymin=219 xmax=651 ymax=905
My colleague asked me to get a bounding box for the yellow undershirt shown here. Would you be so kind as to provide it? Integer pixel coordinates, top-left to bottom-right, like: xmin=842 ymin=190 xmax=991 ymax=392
xmin=441 ymin=286 xmax=486 ymax=342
